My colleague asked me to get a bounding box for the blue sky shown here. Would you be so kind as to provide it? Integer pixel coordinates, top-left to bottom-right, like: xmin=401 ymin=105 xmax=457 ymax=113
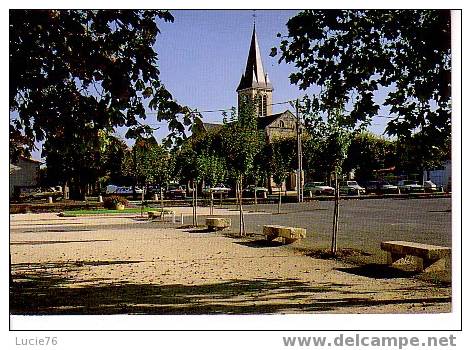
xmin=31 ymin=9 xmax=390 ymax=160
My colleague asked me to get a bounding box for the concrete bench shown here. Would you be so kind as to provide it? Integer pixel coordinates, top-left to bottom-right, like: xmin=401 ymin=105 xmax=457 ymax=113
xmin=263 ymin=225 xmax=306 ymax=244
xmin=148 ymin=210 xmax=175 ymax=222
xmin=381 ymin=240 xmax=451 ymax=271
xmin=206 ymin=217 xmax=231 ymax=231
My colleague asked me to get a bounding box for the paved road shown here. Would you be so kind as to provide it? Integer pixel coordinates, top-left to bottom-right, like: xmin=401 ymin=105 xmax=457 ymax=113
xmin=10 ymin=197 xmax=452 ymax=257
xmin=213 ymin=197 xmax=452 ymax=255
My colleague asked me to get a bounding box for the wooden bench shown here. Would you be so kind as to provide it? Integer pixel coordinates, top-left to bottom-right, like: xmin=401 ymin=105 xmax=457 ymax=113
xmin=381 ymin=240 xmax=451 ymax=271
xmin=206 ymin=217 xmax=231 ymax=231
xmin=263 ymin=225 xmax=306 ymax=244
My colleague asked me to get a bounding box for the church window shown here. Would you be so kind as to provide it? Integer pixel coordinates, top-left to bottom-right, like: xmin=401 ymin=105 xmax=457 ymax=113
xmin=258 ymin=95 xmax=263 ymax=116
xmin=262 ymin=95 xmax=267 ymax=116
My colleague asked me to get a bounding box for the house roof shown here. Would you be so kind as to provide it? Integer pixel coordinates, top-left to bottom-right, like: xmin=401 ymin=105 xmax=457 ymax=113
xmin=236 ymin=25 xmax=273 ymax=92
xmin=17 ymin=156 xmax=43 ymax=164
xmin=202 ymin=122 xmax=224 ymax=132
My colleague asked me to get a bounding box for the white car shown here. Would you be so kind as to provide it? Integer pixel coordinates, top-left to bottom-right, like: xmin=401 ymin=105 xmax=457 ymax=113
xmin=339 ymin=181 xmax=366 ymax=195
xmin=106 ymin=185 xmax=143 ymax=195
xmin=303 ymin=182 xmax=335 ymax=196
xmin=202 ymin=184 xmax=231 ymax=197
xmin=424 ymin=180 xmax=439 ymax=192
xmin=397 ymin=180 xmax=425 ymax=193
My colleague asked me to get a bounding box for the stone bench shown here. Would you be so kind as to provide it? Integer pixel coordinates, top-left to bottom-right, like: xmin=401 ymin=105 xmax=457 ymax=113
xmin=263 ymin=225 xmax=306 ymax=244
xmin=148 ymin=210 xmax=175 ymax=222
xmin=206 ymin=217 xmax=231 ymax=231
xmin=381 ymin=240 xmax=451 ymax=271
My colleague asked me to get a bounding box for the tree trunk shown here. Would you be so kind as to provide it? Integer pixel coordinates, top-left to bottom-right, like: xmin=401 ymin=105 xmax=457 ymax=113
xmin=195 ymin=182 xmax=198 ymax=227
xmin=331 ymin=172 xmax=339 ymax=255
xmin=160 ymin=187 xmax=164 ymax=210
xmin=210 ymin=190 xmax=214 ymax=215
xmin=191 ymin=180 xmax=196 ymax=226
xmin=278 ymin=183 xmax=282 ymax=214
xmin=240 ymin=175 xmax=246 ymax=236
xmin=140 ymin=182 xmax=146 ymax=217
xmin=254 ymin=181 xmax=258 ymax=212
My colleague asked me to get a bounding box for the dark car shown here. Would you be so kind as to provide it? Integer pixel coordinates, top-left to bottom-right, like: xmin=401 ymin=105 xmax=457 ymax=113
xmin=364 ymin=181 xmax=399 ymax=194
xmin=165 ymin=185 xmax=186 ymax=199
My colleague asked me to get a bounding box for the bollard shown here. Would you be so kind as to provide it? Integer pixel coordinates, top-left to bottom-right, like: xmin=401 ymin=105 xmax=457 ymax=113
xmin=48 ymin=196 xmax=53 ymax=204
xmin=180 ymin=213 xmax=184 ymax=225
xmin=262 ymin=191 xmax=267 ymax=199
xmin=154 ymin=193 xmax=159 ymax=201
xmin=98 ymin=195 xmax=103 ymax=203
xmin=172 ymin=212 xmax=176 ymax=224
xmin=309 ymin=190 xmax=313 ymax=198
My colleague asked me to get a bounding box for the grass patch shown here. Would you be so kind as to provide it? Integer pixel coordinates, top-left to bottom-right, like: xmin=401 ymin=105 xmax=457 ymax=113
xmin=59 ymin=207 xmax=173 ymax=217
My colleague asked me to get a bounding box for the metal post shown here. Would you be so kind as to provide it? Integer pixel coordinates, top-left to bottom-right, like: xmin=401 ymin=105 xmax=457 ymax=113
xmin=296 ymin=99 xmax=303 ymax=202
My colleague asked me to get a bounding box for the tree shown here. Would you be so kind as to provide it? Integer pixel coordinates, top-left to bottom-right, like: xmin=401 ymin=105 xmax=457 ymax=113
xmin=43 ymin=125 xmax=106 ymax=199
xmin=122 ymin=137 xmax=172 ymax=190
xmin=10 ymin=10 xmax=197 ymax=175
xmin=300 ymin=99 xmax=351 ymax=255
xmin=342 ymin=132 xmax=396 ymax=181
xmin=222 ymin=100 xmax=263 ymax=235
xmin=273 ymin=10 xmax=451 ymax=165
xmin=269 ymin=137 xmax=297 ymax=213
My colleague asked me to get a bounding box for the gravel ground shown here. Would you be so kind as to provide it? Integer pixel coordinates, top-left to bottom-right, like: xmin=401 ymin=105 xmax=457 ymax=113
xmin=10 ymin=199 xmax=452 ymax=315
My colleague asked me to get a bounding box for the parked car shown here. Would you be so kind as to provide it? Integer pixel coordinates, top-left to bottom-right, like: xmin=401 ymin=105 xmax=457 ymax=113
xmin=424 ymin=180 xmax=439 ymax=193
xmin=242 ymin=185 xmax=269 ymax=198
xmin=397 ymin=180 xmax=425 ymax=193
xmin=202 ymin=184 xmax=231 ymax=197
xmin=165 ymin=185 xmax=186 ymax=199
xmin=303 ymin=182 xmax=335 ymax=196
xmin=106 ymin=185 xmax=143 ymax=195
xmin=339 ymin=181 xmax=366 ymax=195
xmin=364 ymin=181 xmax=399 ymax=194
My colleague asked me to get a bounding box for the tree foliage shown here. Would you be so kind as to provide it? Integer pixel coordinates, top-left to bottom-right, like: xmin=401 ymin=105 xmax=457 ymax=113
xmin=269 ymin=137 xmax=297 ymax=185
xmin=122 ymin=137 xmax=172 ymax=186
xmin=10 ymin=10 xmax=195 ymax=155
xmin=221 ymin=100 xmax=263 ymax=180
xmin=342 ymin=132 xmax=396 ymax=180
xmin=273 ymin=10 xmax=451 ymax=158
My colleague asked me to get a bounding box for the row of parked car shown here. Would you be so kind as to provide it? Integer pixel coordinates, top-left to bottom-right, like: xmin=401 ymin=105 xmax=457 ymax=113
xmin=105 ymin=183 xmax=271 ymax=199
xmin=303 ymin=179 xmax=440 ymax=196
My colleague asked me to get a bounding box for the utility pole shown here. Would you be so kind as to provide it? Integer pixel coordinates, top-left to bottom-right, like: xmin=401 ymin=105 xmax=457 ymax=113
xmin=296 ymin=99 xmax=303 ymax=202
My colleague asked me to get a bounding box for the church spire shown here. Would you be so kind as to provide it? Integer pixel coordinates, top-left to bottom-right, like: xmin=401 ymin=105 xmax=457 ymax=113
xmin=236 ymin=25 xmax=273 ymax=92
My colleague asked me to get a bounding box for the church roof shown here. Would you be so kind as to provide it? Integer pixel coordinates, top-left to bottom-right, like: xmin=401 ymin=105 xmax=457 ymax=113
xmin=237 ymin=26 xmax=273 ymax=92
xmin=257 ymin=110 xmax=296 ymax=129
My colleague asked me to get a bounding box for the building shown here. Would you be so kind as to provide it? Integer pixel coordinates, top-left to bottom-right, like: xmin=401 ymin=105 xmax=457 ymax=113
xmin=194 ymin=25 xmax=302 ymax=191
xmin=236 ymin=25 xmax=298 ymax=142
xmin=424 ymin=160 xmax=452 ymax=192
xmin=9 ymin=156 xmax=42 ymax=198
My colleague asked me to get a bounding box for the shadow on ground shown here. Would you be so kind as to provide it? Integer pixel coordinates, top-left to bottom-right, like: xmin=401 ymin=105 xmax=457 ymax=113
xmin=233 ymin=240 xmax=285 ymax=248
xmin=10 ymin=262 xmax=450 ymax=315
xmin=11 ymin=239 xmax=111 ymax=246
xmin=336 ymin=264 xmax=419 ymax=279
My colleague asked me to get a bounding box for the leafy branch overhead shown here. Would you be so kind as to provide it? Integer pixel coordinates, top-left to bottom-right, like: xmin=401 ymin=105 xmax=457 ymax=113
xmin=9 ymin=10 xmax=196 ymax=153
xmin=273 ymin=10 xmax=451 ymax=142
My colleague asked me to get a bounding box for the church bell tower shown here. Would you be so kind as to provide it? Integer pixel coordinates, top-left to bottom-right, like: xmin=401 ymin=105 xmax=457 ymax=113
xmin=236 ymin=25 xmax=273 ymax=117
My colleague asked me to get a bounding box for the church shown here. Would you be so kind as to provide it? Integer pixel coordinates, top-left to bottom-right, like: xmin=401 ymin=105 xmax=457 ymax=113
xmin=235 ymin=25 xmax=298 ymax=143
xmin=198 ymin=25 xmax=301 ymax=191
xmin=200 ymin=25 xmax=298 ymax=142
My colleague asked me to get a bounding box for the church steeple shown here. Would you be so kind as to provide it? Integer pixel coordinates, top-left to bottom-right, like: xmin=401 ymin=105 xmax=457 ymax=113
xmin=237 ymin=25 xmax=273 ymax=91
xmin=237 ymin=24 xmax=273 ymax=117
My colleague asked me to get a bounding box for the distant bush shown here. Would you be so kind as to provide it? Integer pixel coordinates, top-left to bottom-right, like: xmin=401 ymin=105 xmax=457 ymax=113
xmin=103 ymin=195 xmax=128 ymax=209
xmin=10 ymin=204 xmax=29 ymax=214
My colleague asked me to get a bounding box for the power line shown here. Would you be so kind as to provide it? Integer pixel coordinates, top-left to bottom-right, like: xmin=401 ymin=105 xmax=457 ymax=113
xmin=143 ymin=99 xmax=296 ymax=115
